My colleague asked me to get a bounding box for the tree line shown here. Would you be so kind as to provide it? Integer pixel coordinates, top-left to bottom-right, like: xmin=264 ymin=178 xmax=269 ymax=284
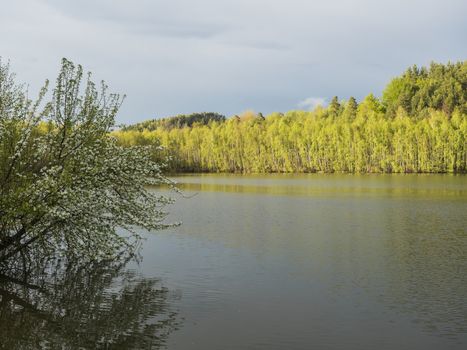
xmin=113 ymin=61 xmax=467 ymax=173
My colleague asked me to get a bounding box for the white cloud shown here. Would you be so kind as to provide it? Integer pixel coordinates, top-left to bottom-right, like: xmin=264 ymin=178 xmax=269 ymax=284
xmin=298 ymin=97 xmax=326 ymax=111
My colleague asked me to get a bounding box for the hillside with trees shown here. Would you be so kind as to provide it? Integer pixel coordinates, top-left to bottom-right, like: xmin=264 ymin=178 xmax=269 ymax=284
xmin=113 ymin=61 xmax=467 ymax=173
xmin=123 ymin=112 xmax=226 ymax=131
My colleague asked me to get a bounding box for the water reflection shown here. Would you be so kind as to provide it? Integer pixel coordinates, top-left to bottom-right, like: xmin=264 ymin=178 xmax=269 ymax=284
xmin=0 ymin=257 xmax=180 ymax=349
xmin=170 ymin=173 xmax=467 ymax=199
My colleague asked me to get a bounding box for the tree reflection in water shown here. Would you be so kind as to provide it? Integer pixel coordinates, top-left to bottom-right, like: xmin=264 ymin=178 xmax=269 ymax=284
xmin=0 ymin=255 xmax=180 ymax=349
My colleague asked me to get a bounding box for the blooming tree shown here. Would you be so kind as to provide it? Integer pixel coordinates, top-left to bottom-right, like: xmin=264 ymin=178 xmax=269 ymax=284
xmin=0 ymin=58 xmax=173 ymax=263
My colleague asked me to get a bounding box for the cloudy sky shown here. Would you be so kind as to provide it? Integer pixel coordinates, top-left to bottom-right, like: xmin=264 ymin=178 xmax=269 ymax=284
xmin=1 ymin=0 xmax=466 ymax=123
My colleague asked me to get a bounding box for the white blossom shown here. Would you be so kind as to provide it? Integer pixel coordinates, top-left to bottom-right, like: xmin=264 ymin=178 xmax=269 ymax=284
xmin=0 ymin=58 xmax=176 ymax=263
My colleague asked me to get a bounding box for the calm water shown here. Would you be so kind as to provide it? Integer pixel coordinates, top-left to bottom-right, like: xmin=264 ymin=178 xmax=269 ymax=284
xmin=1 ymin=174 xmax=467 ymax=349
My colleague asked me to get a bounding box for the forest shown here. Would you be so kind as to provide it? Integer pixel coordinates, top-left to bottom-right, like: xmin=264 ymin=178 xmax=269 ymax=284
xmin=114 ymin=61 xmax=467 ymax=173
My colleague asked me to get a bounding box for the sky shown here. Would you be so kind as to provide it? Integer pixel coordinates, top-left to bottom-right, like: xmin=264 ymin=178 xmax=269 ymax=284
xmin=0 ymin=0 xmax=466 ymax=124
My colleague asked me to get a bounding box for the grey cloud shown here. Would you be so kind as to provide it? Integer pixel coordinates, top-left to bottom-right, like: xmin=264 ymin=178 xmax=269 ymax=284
xmin=128 ymin=22 xmax=229 ymax=39
xmin=42 ymin=0 xmax=230 ymax=39
xmin=224 ymin=40 xmax=290 ymax=51
xmin=1 ymin=0 xmax=466 ymax=123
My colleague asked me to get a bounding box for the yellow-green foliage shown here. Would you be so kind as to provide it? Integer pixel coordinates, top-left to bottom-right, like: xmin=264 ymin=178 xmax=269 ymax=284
xmin=113 ymin=61 xmax=467 ymax=173
xmin=113 ymin=105 xmax=466 ymax=173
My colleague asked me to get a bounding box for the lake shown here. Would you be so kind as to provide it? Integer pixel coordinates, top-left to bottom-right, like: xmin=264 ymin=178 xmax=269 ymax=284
xmin=1 ymin=174 xmax=467 ymax=349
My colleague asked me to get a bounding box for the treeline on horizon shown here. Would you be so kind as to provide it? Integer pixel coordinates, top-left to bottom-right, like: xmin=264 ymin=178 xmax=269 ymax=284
xmin=115 ymin=61 xmax=467 ymax=173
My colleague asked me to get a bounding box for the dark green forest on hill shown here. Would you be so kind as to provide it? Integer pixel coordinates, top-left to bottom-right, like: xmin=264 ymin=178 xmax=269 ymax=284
xmin=114 ymin=61 xmax=467 ymax=173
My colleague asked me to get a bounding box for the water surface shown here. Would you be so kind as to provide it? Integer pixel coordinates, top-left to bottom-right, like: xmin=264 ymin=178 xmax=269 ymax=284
xmin=2 ymin=174 xmax=466 ymax=349
xmin=152 ymin=174 xmax=467 ymax=350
